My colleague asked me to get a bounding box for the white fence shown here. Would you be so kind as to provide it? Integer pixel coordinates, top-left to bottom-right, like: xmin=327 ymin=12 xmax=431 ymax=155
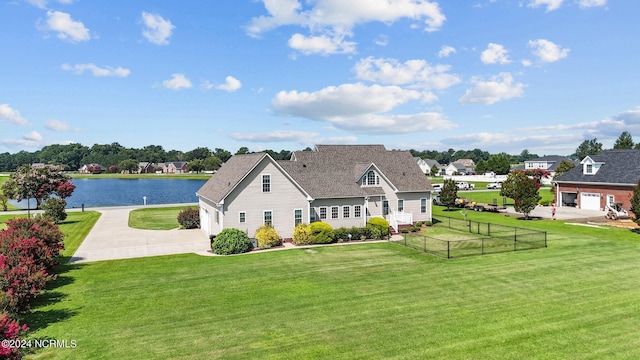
xmin=441 ymin=174 xmax=508 ymax=183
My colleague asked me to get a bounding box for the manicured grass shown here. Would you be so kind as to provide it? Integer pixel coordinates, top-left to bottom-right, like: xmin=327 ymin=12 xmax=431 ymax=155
xmin=437 ymin=187 xmax=555 ymax=206
xmin=128 ymin=206 xmax=196 ymax=230
xmin=23 ymin=208 xmax=640 ymax=359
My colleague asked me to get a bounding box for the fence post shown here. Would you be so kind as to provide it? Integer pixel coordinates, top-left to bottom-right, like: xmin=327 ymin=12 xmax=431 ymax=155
xmin=488 ymin=223 xmax=491 ymax=236
xmin=482 ymin=238 xmax=484 ymax=255
xmin=404 ymin=233 xmax=407 ymax=246
xmin=447 ymin=241 xmax=450 ymax=259
xmin=544 ymin=231 xmax=547 ymax=248
xmin=424 ymin=236 xmax=427 ymax=253
xmin=514 ymin=228 xmax=517 ymax=251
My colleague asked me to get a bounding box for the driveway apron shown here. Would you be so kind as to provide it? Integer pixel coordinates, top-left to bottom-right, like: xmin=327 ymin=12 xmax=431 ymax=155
xmin=69 ymin=206 xmax=210 ymax=263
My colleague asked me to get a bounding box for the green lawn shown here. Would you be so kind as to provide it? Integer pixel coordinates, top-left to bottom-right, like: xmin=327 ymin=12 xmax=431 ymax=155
xmin=128 ymin=206 xmax=197 ymax=230
xmin=22 ymin=207 xmax=640 ymax=359
xmin=435 ymin=187 xmax=555 ymax=206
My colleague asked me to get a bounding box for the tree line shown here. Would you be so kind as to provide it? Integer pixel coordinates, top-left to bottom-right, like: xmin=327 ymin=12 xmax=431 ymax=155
xmin=0 ymin=131 xmax=636 ymax=173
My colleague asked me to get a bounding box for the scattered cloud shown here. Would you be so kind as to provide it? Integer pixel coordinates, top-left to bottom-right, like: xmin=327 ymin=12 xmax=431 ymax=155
xmin=246 ymin=0 xmax=446 ymax=55
xmin=45 ymin=119 xmax=71 ymax=131
xmin=38 ymin=11 xmax=91 ymax=43
xmin=272 ymin=83 xmax=456 ymax=134
xmin=160 ymin=73 xmax=192 ymax=90
xmin=61 ymin=63 xmax=131 ymax=77
xmin=354 ymin=57 xmax=461 ymax=91
xmin=230 ymin=130 xmax=358 ymax=146
xmin=481 ymin=43 xmax=511 ymax=64
xmin=216 ymin=76 xmax=242 ymax=92
xmin=374 ymin=34 xmax=389 ymax=47
xmin=288 ymin=32 xmax=357 ymax=55
xmin=0 ymin=104 xmax=28 ymax=125
xmin=23 ymin=131 xmax=42 ymax=141
xmin=438 ymin=45 xmax=456 ymax=58
xmin=577 ymin=0 xmax=607 ymax=8
xmin=528 ymin=39 xmax=569 ymax=63
xmin=141 ymin=12 xmax=175 ymax=45
xmin=459 ymin=73 xmax=525 ymax=105
xmin=24 ymin=0 xmax=75 ymax=9
xmin=527 ymin=0 xmax=564 ymax=12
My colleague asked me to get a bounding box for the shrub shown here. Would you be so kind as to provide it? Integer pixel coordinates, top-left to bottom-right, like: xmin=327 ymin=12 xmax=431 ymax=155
xmin=423 ymin=221 xmax=433 ymax=227
xmin=255 ymin=225 xmax=281 ymax=249
xmin=309 ymin=222 xmax=334 ymax=244
xmin=211 ymin=228 xmax=252 ymax=255
xmin=292 ymin=223 xmax=312 ymax=245
xmin=177 ymin=208 xmax=200 ymax=229
xmin=0 ymin=312 xmax=29 ymax=359
xmin=400 ymin=228 xmax=409 ymax=234
xmin=410 ymin=225 xmax=421 ymax=232
xmin=366 ymin=224 xmax=382 ymax=240
xmin=415 ymin=221 xmax=422 ymax=227
xmin=5 ymin=217 xmax=64 ymax=270
xmin=41 ymin=198 xmax=67 ymax=224
xmin=367 ymin=217 xmax=390 ymax=237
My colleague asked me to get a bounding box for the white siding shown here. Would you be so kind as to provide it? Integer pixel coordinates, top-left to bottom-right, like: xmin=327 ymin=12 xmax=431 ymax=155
xmin=311 ymin=198 xmax=367 ymax=228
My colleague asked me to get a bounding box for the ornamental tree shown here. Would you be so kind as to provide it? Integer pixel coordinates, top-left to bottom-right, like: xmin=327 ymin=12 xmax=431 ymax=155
xmin=439 ymin=179 xmax=458 ymax=210
xmin=500 ymin=171 xmax=541 ymax=219
xmin=1 ymin=164 xmax=74 ymax=210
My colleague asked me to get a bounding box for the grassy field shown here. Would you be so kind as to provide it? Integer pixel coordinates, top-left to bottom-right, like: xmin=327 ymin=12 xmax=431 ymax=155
xmin=435 ymin=187 xmax=555 ymax=206
xmin=128 ymin=206 xmax=197 ymax=230
xmin=20 ymin=205 xmax=640 ymax=359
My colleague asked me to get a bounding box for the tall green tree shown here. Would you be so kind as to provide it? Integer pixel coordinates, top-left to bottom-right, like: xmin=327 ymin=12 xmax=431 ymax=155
xmin=118 ymin=159 xmax=139 ymax=173
xmin=439 ymin=179 xmax=458 ymax=210
xmin=613 ymin=131 xmax=634 ymax=149
xmin=185 ymin=147 xmax=212 ymax=161
xmin=500 ymin=171 xmax=541 ymax=219
xmin=553 ymin=160 xmax=576 ymax=179
xmin=574 ymin=138 xmax=603 ymax=160
xmin=1 ymin=164 xmax=74 ymax=211
xmin=486 ymin=153 xmax=511 ymax=175
xmin=630 ymin=180 xmax=640 ymax=225
xmin=430 ymin=164 xmax=440 ymax=176
xmin=188 ymin=159 xmax=205 ymax=173
xmin=203 ymin=156 xmax=222 ymax=171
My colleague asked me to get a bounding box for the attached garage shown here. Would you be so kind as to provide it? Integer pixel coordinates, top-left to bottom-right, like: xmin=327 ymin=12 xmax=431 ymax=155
xmin=579 ymin=192 xmax=601 ymax=211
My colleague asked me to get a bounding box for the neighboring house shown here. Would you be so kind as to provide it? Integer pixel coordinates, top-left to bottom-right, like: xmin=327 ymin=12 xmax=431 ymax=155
xmin=554 ymin=149 xmax=640 ymax=214
xmin=137 ymin=162 xmax=156 ymax=174
xmin=163 ymin=161 xmax=189 ymax=174
xmin=516 ymin=155 xmax=576 ymax=180
xmin=197 ymin=145 xmax=434 ymax=240
xmin=78 ymin=163 xmax=105 ymax=174
xmin=444 ymin=163 xmax=467 ymax=176
xmin=415 ymin=158 xmax=441 ymax=175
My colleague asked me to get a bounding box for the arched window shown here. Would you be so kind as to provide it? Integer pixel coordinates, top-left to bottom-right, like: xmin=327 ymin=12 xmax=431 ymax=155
xmin=367 ymin=170 xmax=376 ymax=185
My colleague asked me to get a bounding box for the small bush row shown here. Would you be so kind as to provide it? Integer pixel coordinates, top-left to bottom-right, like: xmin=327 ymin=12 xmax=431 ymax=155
xmin=177 ymin=208 xmax=200 ymax=229
xmin=292 ymin=217 xmax=391 ymax=245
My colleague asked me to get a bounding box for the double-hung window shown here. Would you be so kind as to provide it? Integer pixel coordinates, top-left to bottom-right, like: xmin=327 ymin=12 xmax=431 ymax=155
xmin=264 ymin=211 xmax=273 ymax=226
xmin=319 ymin=207 xmax=327 ymax=220
xmin=397 ymin=199 xmax=404 ymax=213
xmin=294 ymin=209 xmax=303 ymax=226
xmin=420 ymin=198 xmax=427 ymax=213
xmin=239 ymin=211 xmax=246 ymax=223
xmin=343 ymin=206 xmax=350 ymax=218
xmin=331 ymin=206 xmax=339 ymax=219
xmin=262 ymin=174 xmax=271 ymax=192
xmin=354 ymin=205 xmax=362 ymax=218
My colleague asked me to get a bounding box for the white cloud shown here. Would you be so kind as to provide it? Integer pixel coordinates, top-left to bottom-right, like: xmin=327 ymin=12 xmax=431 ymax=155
xmin=521 ymin=59 xmax=533 ymax=67
xmin=0 ymin=104 xmax=28 ymax=125
xmin=230 ymin=130 xmax=358 ymax=146
xmin=61 ymin=63 xmax=131 ymax=77
xmin=481 ymin=43 xmax=511 ymax=64
xmin=25 ymin=0 xmax=76 ymax=9
xmin=577 ymin=0 xmax=607 ymax=8
xmin=438 ymin=45 xmax=456 ymax=58
xmin=141 ymin=12 xmax=175 ymax=46
xmin=528 ymin=39 xmax=569 ymax=63
xmin=527 ymin=0 xmax=564 ymax=12
xmin=354 ymin=57 xmax=461 ymax=90
xmin=39 ymin=11 xmax=90 ymax=43
xmin=45 ymin=119 xmax=70 ymax=131
xmin=443 ymin=131 xmax=584 ymax=154
xmin=23 ymin=131 xmax=42 ymax=141
xmin=246 ymin=0 xmax=445 ymax=55
xmin=288 ymin=33 xmax=357 ymax=55
xmin=161 ymin=74 xmax=192 ymax=90
xmin=216 ymin=76 xmax=242 ymax=92
xmin=459 ymin=73 xmax=525 ymax=105
xmin=271 ymin=83 xmax=456 ymax=134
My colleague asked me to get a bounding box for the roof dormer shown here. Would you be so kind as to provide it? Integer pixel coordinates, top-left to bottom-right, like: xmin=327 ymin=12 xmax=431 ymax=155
xmin=580 ymin=156 xmax=603 ymax=175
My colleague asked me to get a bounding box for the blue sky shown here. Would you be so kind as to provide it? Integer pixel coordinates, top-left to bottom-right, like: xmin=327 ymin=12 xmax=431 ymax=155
xmin=1 ymin=0 xmax=638 ymax=156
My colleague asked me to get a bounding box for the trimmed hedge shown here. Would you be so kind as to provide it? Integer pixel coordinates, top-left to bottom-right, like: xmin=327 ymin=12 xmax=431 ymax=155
xmin=211 ymin=228 xmax=252 ymax=255
xmin=367 ymin=217 xmax=390 ymax=238
xmin=292 ymin=223 xmax=312 ymax=245
xmin=309 ymin=221 xmax=334 ymax=244
xmin=255 ymin=225 xmax=281 ymax=249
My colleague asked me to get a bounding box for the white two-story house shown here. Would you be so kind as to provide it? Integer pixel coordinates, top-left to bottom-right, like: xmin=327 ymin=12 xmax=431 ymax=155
xmin=196 ymin=145 xmax=434 ymax=240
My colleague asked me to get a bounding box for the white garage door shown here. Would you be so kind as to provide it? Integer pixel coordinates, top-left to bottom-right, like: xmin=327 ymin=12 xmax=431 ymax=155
xmin=580 ymin=193 xmax=601 ymax=210
xmin=200 ymin=208 xmax=210 ymax=235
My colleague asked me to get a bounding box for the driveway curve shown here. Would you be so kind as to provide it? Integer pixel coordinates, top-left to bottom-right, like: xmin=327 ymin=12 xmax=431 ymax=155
xmin=69 ymin=204 xmax=210 ymax=263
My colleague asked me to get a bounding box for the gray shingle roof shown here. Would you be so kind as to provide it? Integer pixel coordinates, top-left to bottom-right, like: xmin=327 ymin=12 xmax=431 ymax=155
xmin=197 ymin=145 xmax=433 ymax=203
xmin=196 ymin=153 xmax=266 ymax=203
xmin=555 ymin=149 xmax=640 ymax=185
xmin=279 ymin=145 xmax=432 ymax=198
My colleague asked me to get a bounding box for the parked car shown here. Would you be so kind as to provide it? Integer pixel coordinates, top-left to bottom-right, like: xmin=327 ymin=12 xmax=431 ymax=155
xmin=432 ymin=195 xmax=445 ymax=206
xmin=486 ymin=181 xmax=502 ymax=189
xmin=431 ymin=183 xmax=443 ymax=193
xmin=456 ymin=181 xmax=475 ymax=190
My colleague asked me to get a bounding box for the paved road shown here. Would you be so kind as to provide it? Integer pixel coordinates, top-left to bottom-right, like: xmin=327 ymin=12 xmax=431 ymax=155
xmin=69 ymin=204 xmax=210 ymax=263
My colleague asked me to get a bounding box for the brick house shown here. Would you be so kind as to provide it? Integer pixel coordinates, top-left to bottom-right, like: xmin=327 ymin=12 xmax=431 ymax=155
xmin=554 ymin=149 xmax=639 ymax=215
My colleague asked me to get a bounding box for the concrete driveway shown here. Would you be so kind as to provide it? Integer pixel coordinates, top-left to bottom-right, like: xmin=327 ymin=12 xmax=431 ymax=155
xmin=69 ymin=204 xmax=210 ymax=263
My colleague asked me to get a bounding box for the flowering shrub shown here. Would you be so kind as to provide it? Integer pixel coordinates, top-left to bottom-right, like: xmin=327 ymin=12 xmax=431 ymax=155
xmin=6 ymin=218 xmax=64 ymax=270
xmin=177 ymin=208 xmax=200 ymax=229
xmin=292 ymin=223 xmax=312 ymax=245
xmin=255 ymin=225 xmax=280 ymax=249
xmin=211 ymin=228 xmax=252 ymax=255
xmin=0 ymin=312 xmax=29 ymax=359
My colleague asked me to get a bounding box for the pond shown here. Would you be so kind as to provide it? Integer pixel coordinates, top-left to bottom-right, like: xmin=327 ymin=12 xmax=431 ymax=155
xmin=9 ymin=178 xmax=208 ymax=209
